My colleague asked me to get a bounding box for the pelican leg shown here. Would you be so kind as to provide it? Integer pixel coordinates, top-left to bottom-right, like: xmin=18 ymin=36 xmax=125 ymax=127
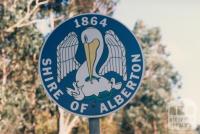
xmin=110 ymin=78 xmax=122 ymax=90
xmin=66 ymin=82 xmax=85 ymax=100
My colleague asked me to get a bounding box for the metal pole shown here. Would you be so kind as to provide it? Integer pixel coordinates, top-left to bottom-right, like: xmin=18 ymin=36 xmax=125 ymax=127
xmin=89 ymin=118 xmax=100 ymax=134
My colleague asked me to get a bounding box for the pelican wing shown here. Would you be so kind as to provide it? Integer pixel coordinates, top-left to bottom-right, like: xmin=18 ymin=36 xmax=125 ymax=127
xmin=57 ymin=32 xmax=80 ymax=83
xmin=99 ymin=30 xmax=127 ymax=81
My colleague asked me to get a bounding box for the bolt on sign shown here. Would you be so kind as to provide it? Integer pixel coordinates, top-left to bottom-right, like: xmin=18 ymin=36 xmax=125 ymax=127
xmin=39 ymin=14 xmax=144 ymax=117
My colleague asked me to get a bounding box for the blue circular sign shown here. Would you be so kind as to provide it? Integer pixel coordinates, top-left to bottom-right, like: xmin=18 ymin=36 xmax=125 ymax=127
xmin=39 ymin=14 xmax=144 ymax=117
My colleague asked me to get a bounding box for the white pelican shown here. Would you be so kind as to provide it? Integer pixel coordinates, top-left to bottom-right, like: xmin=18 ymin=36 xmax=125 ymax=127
xmin=57 ymin=27 xmax=127 ymax=100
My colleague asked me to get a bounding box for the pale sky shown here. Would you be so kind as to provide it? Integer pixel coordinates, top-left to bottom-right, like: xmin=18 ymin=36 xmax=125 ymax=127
xmin=114 ymin=0 xmax=200 ymax=123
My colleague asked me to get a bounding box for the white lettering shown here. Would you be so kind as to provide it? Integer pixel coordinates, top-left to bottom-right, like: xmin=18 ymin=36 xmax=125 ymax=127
xmin=100 ymin=103 xmax=108 ymax=113
xmin=42 ymin=67 xmax=52 ymax=76
xmin=42 ymin=58 xmax=52 ymax=66
xmin=71 ymin=101 xmax=79 ymax=111
xmin=114 ymin=95 xmax=124 ymax=105
xmin=131 ymin=64 xmax=141 ymax=72
xmin=80 ymin=103 xmax=88 ymax=113
xmin=47 ymin=82 xmax=58 ymax=92
xmin=107 ymin=101 xmax=117 ymax=109
xmin=131 ymin=54 xmax=141 ymax=62
xmin=53 ymin=90 xmax=64 ymax=100
xmin=126 ymin=81 xmax=137 ymax=90
xmin=130 ymin=72 xmax=140 ymax=79
xmin=44 ymin=76 xmax=54 ymax=82
xmin=74 ymin=17 xmax=107 ymax=28
xmin=121 ymin=88 xmax=131 ymax=98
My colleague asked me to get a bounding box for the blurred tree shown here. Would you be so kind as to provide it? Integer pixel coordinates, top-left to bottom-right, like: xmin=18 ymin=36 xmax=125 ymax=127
xmin=115 ymin=21 xmax=181 ymax=134
xmin=0 ymin=0 xmax=117 ymax=134
xmin=0 ymin=1 xmax=58 ymax=133
xmin=0 ymin=0 xmax=193 ymax=134
xmin=196 ymin=125 xmax=200 ymax=134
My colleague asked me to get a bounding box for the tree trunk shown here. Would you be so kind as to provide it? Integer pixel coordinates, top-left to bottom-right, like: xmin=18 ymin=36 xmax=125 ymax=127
xmin=58 ymin=108 xmax=68 ymax=134
xmin=58 ymin=108 xmax=80 ymax=134
xmin=152 ymin=120 xmax=158 ymax=134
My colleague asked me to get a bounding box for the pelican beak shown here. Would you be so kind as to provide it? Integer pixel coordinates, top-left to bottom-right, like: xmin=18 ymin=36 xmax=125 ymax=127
xmin=84 ymin=38 xmax=100 ymax=82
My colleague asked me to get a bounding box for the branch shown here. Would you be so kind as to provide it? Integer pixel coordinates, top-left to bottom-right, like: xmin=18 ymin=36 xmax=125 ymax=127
xmin=16 ymin=15 xmax=64 ymax=29
xmin=5 ymin=0 xmax=49 ymax=32
xmin=65 ymin=116 xmax=80 ymax=134
xmin=65 ymin=113 xmax=72 ymax=126
xmin=17 ymin=19 xmax=40 ymax=27
xmin=0 ymin=50 xmax=11 ymax=88
xmin=27 ymin=0 xmax=34 ymax=13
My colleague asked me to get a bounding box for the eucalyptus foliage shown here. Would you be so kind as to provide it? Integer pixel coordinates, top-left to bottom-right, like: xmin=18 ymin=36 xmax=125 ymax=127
xmin=0 ymin=0 xmax=187 ymax=134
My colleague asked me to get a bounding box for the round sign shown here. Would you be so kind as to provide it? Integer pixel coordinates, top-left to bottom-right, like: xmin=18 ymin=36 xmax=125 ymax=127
xmin=39 ymin=13 xmax=144 ymax=117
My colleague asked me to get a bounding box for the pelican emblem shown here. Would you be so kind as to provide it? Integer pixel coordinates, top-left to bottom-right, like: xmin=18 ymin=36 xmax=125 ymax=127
xmin=39 ymin=14 xmax=144 ymax=117
xmin=57 ymin=27 xmax=127 ymax=100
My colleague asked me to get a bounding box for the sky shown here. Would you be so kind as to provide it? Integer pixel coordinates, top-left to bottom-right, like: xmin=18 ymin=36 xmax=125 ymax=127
xmin=113 ymin=0 xmax=200 ymax=124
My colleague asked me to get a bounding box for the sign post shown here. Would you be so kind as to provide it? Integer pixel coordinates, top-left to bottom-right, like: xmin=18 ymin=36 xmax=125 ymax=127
xmin=89 ymin=118 xmax=100 ymax=134
xmin=39 ymin=13 xmax=144 ymax=133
